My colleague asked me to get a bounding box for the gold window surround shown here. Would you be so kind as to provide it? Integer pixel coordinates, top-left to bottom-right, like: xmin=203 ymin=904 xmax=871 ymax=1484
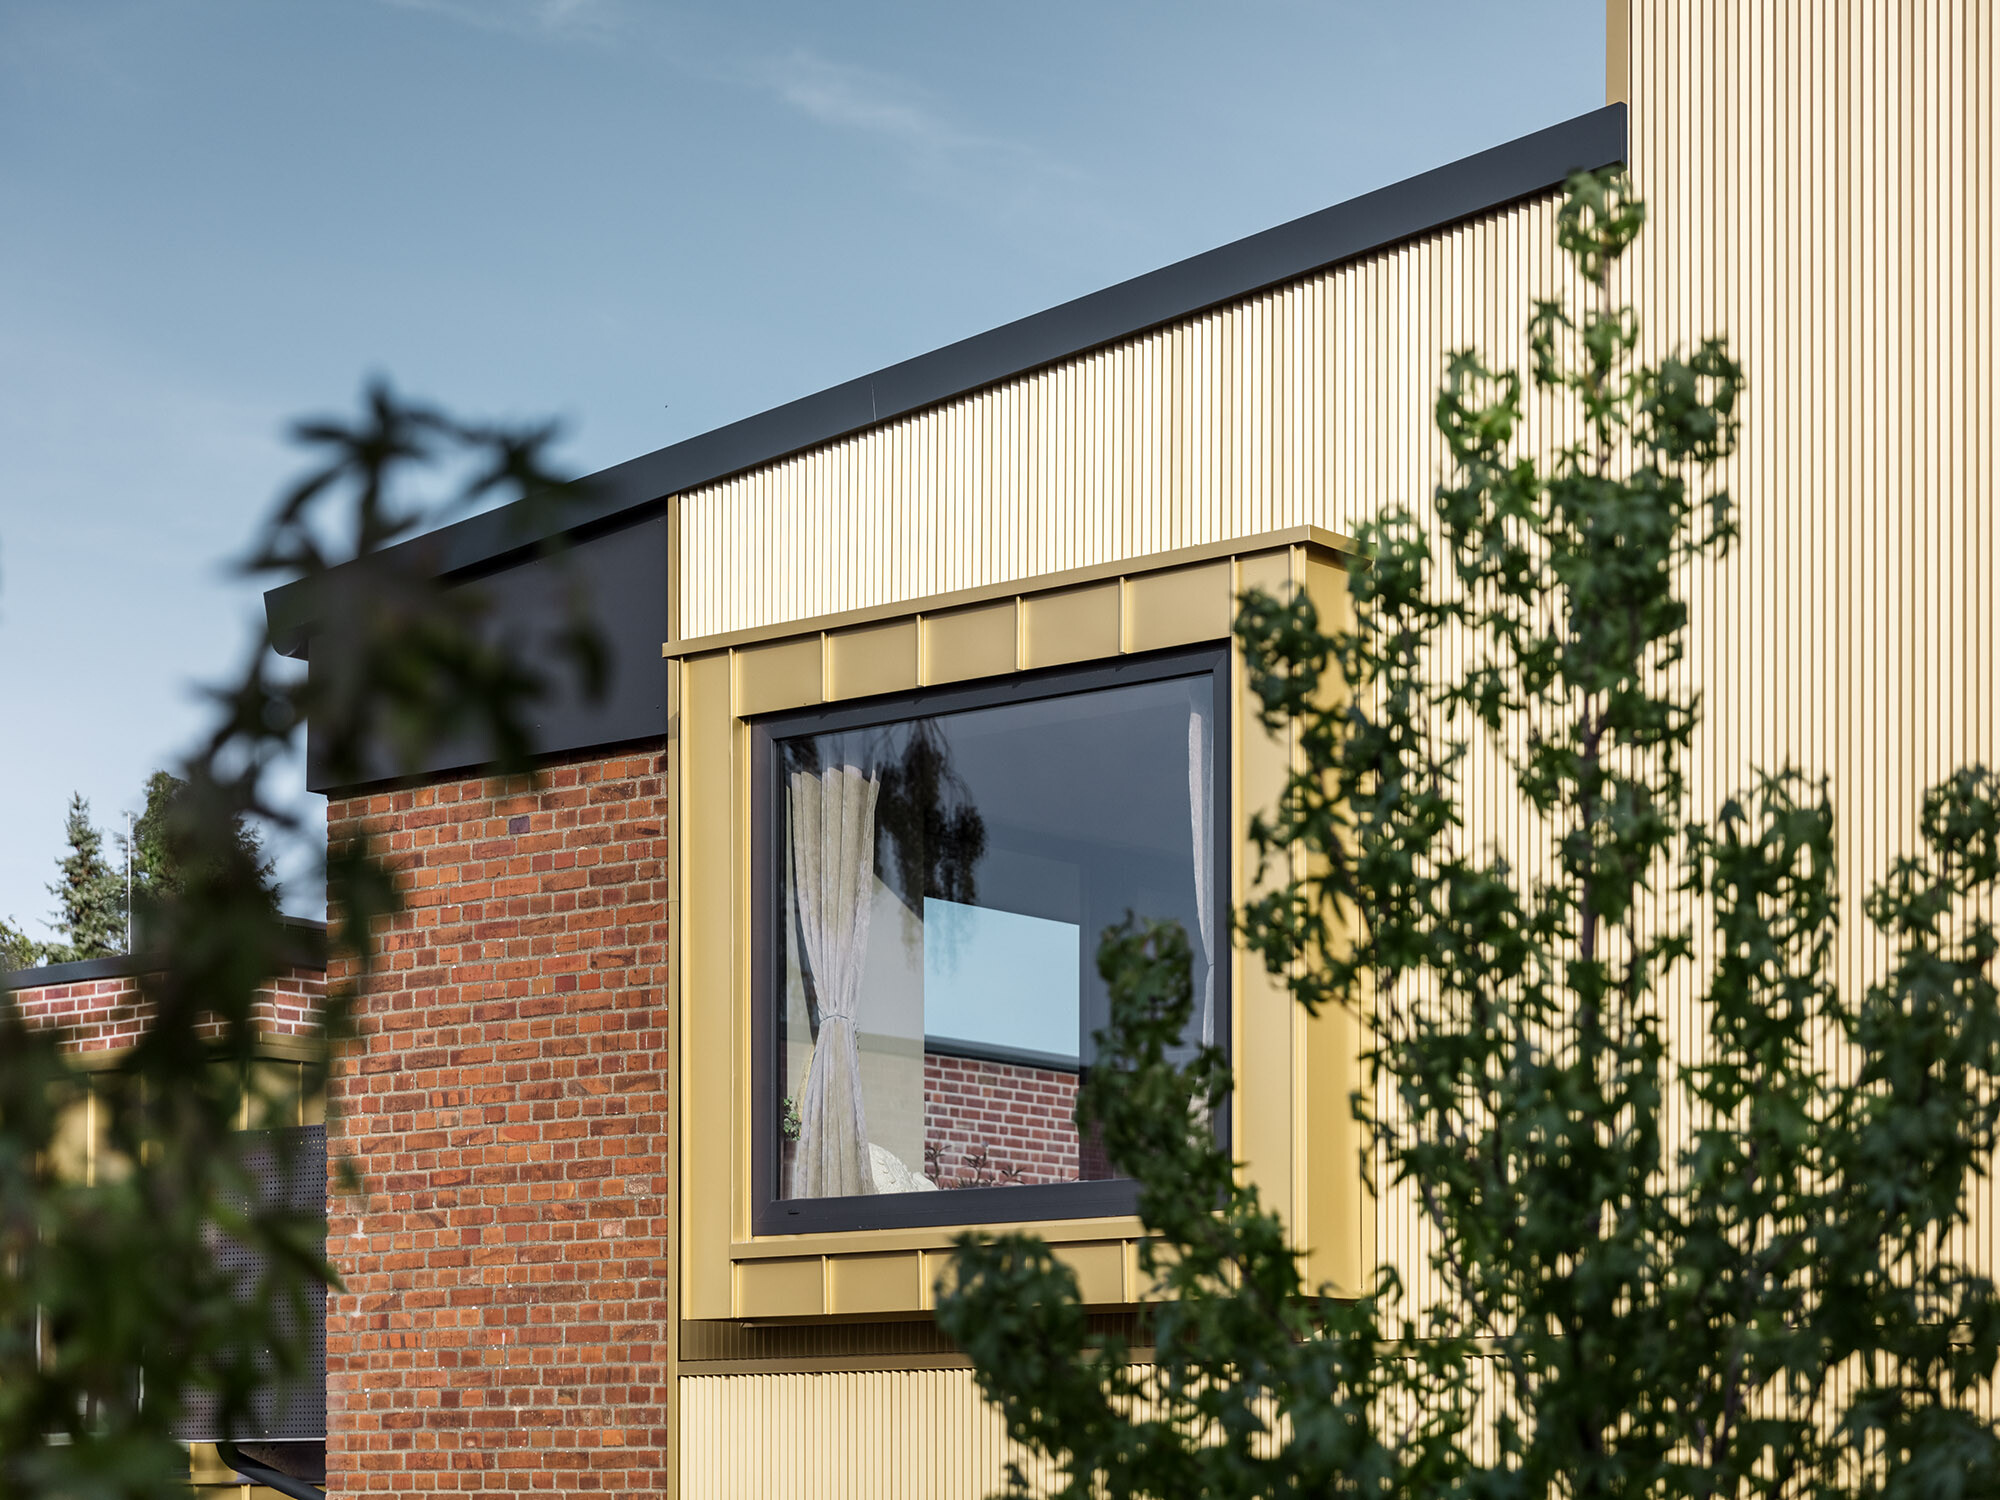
xmin=670 ymin=525 xmax=1370 ymax=1323
xmin=48 ymin=1034 xmax=327 ymax=1185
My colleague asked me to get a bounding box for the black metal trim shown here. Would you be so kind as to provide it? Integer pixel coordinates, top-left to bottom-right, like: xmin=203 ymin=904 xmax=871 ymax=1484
xmin=767 ymin=1176 xmax=1143 ymax=1235
xmin=0 ymin=953 xmax=135 ymax=989
xmin=263 ymin=105 xmax=1625 ymax=651
xmin=1 ymin=917 xmax=329 ymax=992
xmin=750 ymin=644 xmax=1231 ymax=1237
xmin=301 ymin=516 xmax=671 ymax=794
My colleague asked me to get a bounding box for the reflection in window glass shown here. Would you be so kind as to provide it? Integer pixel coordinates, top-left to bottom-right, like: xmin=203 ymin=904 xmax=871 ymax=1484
xmin=773 ymin=669 xmax=1219 ymax=1204
xmin=923 ymin=898 xmax=1080 ymax=1064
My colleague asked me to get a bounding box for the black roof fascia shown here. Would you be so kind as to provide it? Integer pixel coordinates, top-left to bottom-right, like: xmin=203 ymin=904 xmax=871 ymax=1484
xmin=1 ymin=917 xmax=329 ymax=993
xmin=0 ymin=954 xmax=136 ymax=990
xmin=264 ymin=103 xmax=1625 ymax=652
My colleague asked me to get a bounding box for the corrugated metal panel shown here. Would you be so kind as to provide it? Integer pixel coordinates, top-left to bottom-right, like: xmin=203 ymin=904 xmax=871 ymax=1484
xmin=680 ymin=1369 xmax=1074 ymax=1499
xmin=1623 ymin=0 xmax=1998 ymax=1339
xmin=678 ymin=199 xmax=1570 ymax=641
xmin=1336 ymin=195 xmax=1584 ymax=1316
xmin=1383 ymin=0 xmax=1999 ymax=1349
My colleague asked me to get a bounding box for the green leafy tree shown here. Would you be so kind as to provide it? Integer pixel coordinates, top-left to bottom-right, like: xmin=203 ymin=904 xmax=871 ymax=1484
xmin=0 ymin=384 xmax=604 ymax=1498
xmin=42 ymin=793 xmax=126 ymax=963
xmin=122 ymin=769 xmax=278 ymax=946
xmin=0 ymin=920 xmax=39 ymax=973
xmin=940 ymin=169 xmax=2000 ymax=1498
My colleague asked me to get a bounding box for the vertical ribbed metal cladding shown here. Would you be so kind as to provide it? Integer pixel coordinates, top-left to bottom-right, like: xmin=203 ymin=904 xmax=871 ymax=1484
xmin=679 ymin=1368 xmax=1088 ymax=1498
xmin=678 ymin=195 xmax=1570 ymax=641
xmin=1355 ymin=189 xmax=1587 ymax=1318
xmin=1387 ymin=0 xmax=1999 ymax=1350
xmin=1623 ymin=0 xmax=1998 ymax=1373
xmin=677 ymin=5 xmax=1996 ymax=1489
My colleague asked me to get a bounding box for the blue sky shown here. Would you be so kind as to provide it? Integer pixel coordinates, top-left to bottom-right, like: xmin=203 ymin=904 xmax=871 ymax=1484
xmin=0 ymin=0 xmax=1600 ymax=939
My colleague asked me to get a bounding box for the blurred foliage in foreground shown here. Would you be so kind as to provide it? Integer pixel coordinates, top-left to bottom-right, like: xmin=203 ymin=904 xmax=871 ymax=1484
xmin=0 ymin=387 xmax=602 ymax=1498
xmin=940 ymin=169 xmax=2000 ymax=1499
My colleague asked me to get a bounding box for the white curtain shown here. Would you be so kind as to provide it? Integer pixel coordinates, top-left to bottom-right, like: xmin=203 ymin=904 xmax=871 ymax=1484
xmin=788 ymin=763 xmax=882 ymax=1198
xmin=1188 ymin=698 xmax=1216 ymax=1047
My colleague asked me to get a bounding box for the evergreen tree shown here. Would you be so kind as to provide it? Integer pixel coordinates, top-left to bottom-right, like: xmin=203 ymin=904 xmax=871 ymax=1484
xmin=44 ymin=792 xmax=126 ymax=962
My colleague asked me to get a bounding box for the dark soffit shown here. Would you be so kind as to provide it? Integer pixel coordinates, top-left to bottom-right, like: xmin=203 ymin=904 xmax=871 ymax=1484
xmin=265 ymin=103 xmax=1625 ymax=654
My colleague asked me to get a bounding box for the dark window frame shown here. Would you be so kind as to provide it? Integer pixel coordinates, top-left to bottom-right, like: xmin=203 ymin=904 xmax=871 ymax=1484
xmin=749 ymin=643 xmax=1232 ymax=1236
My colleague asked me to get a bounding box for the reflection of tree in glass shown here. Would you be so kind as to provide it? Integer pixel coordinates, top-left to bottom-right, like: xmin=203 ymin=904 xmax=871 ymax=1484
xmin=873 ymin=720 xmax=985 ymax=910
xmin=781 ymin=721 xmax=985 ymax=992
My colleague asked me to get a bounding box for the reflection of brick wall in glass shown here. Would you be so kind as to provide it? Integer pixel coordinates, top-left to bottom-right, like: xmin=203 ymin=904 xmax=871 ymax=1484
xmin=923 ymin=1053 xmax=1079 ymax=1187
xmin=764 ymin=649 xmax=1227 ymax=1226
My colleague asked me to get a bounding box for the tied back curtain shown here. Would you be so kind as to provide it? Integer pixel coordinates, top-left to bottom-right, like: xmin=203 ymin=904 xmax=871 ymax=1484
xmin=789 ymin=764 xmax=882 ymax=1198
xmin=1188 ymin=698 xmax=1216 ymax=1047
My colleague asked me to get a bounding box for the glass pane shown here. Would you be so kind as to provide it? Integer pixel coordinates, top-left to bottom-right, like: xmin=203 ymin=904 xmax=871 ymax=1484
xmin=773 ymin=671 xmax=1216 ymax=1203
xmin=923 ymin=898 xmax=1079 ymax=1063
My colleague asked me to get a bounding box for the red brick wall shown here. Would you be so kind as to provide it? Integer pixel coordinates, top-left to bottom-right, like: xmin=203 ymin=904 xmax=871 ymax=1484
xmin=326 ymin=750 xmax=670 ymax=1497
xmin=923 ymin=1053 xmax=1079 ymax=1186
xmin=8 ymin=967 xmax=323 ymax=1054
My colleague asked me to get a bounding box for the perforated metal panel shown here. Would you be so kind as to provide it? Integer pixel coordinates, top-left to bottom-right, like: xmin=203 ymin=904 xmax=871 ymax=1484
xmin=177 ymin=1124 xmax=327 ymax=1443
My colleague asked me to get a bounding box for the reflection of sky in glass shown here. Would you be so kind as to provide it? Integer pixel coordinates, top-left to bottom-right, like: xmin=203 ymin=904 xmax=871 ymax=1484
xmin=923 ymin=897 xmax=1080 ymax=1060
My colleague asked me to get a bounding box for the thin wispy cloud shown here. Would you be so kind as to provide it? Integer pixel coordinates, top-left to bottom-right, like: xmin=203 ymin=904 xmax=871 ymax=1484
xmin=758 ymin=49 xmax=1094 ymax=225
xmin=378 ymin=0 xmax=623 ymax=45
xmin=765 ymin=51 xmax=974 ymax=154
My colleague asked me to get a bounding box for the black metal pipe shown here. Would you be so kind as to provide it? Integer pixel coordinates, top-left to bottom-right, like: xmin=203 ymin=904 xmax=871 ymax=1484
xmin=215 ymin=1440 xmax=323 ymax=1499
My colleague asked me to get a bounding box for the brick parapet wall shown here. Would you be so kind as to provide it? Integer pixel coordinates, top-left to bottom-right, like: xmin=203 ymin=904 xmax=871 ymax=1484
xmin=8 ymin=966 xmax=325 ymax=1054
xmin=923 ymin=1053 xmax=1079 ymax=1186
xmin=325 ymin=750 xmax=671 ymax=1497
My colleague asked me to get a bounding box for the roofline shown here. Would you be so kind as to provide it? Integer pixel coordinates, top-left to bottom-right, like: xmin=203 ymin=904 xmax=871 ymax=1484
xmin=1 ymin=915 xmax=328 ymax=992
xmin=264 ymin=103 xmax=1625 ymax=652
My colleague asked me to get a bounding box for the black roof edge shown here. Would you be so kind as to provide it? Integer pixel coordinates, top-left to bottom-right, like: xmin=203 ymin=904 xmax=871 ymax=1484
xmin=1 ymin=915 xmax=330 ymax=992
xmin=264 ymin=102 xmax=1625 ymax=654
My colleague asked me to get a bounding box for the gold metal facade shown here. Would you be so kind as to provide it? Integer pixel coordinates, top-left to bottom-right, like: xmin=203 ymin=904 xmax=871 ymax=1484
xmin=1626 ymin=0 xmax=1996 ymax=1026
xmin=674 ymin=536 xmax=1362 ymax=1328
xmin=667 ymin=4 xmax=1999 ymax=1491
xmin=676 ymin=196 xmax=1578 ymax=643
xmin=679 ymin=1369 xmax=1063 ymax=1497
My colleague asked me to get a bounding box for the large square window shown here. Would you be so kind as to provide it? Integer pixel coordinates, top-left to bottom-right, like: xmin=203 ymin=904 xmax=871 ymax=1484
xmin=750 ymin=647 xmax=1229 ymax=1234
